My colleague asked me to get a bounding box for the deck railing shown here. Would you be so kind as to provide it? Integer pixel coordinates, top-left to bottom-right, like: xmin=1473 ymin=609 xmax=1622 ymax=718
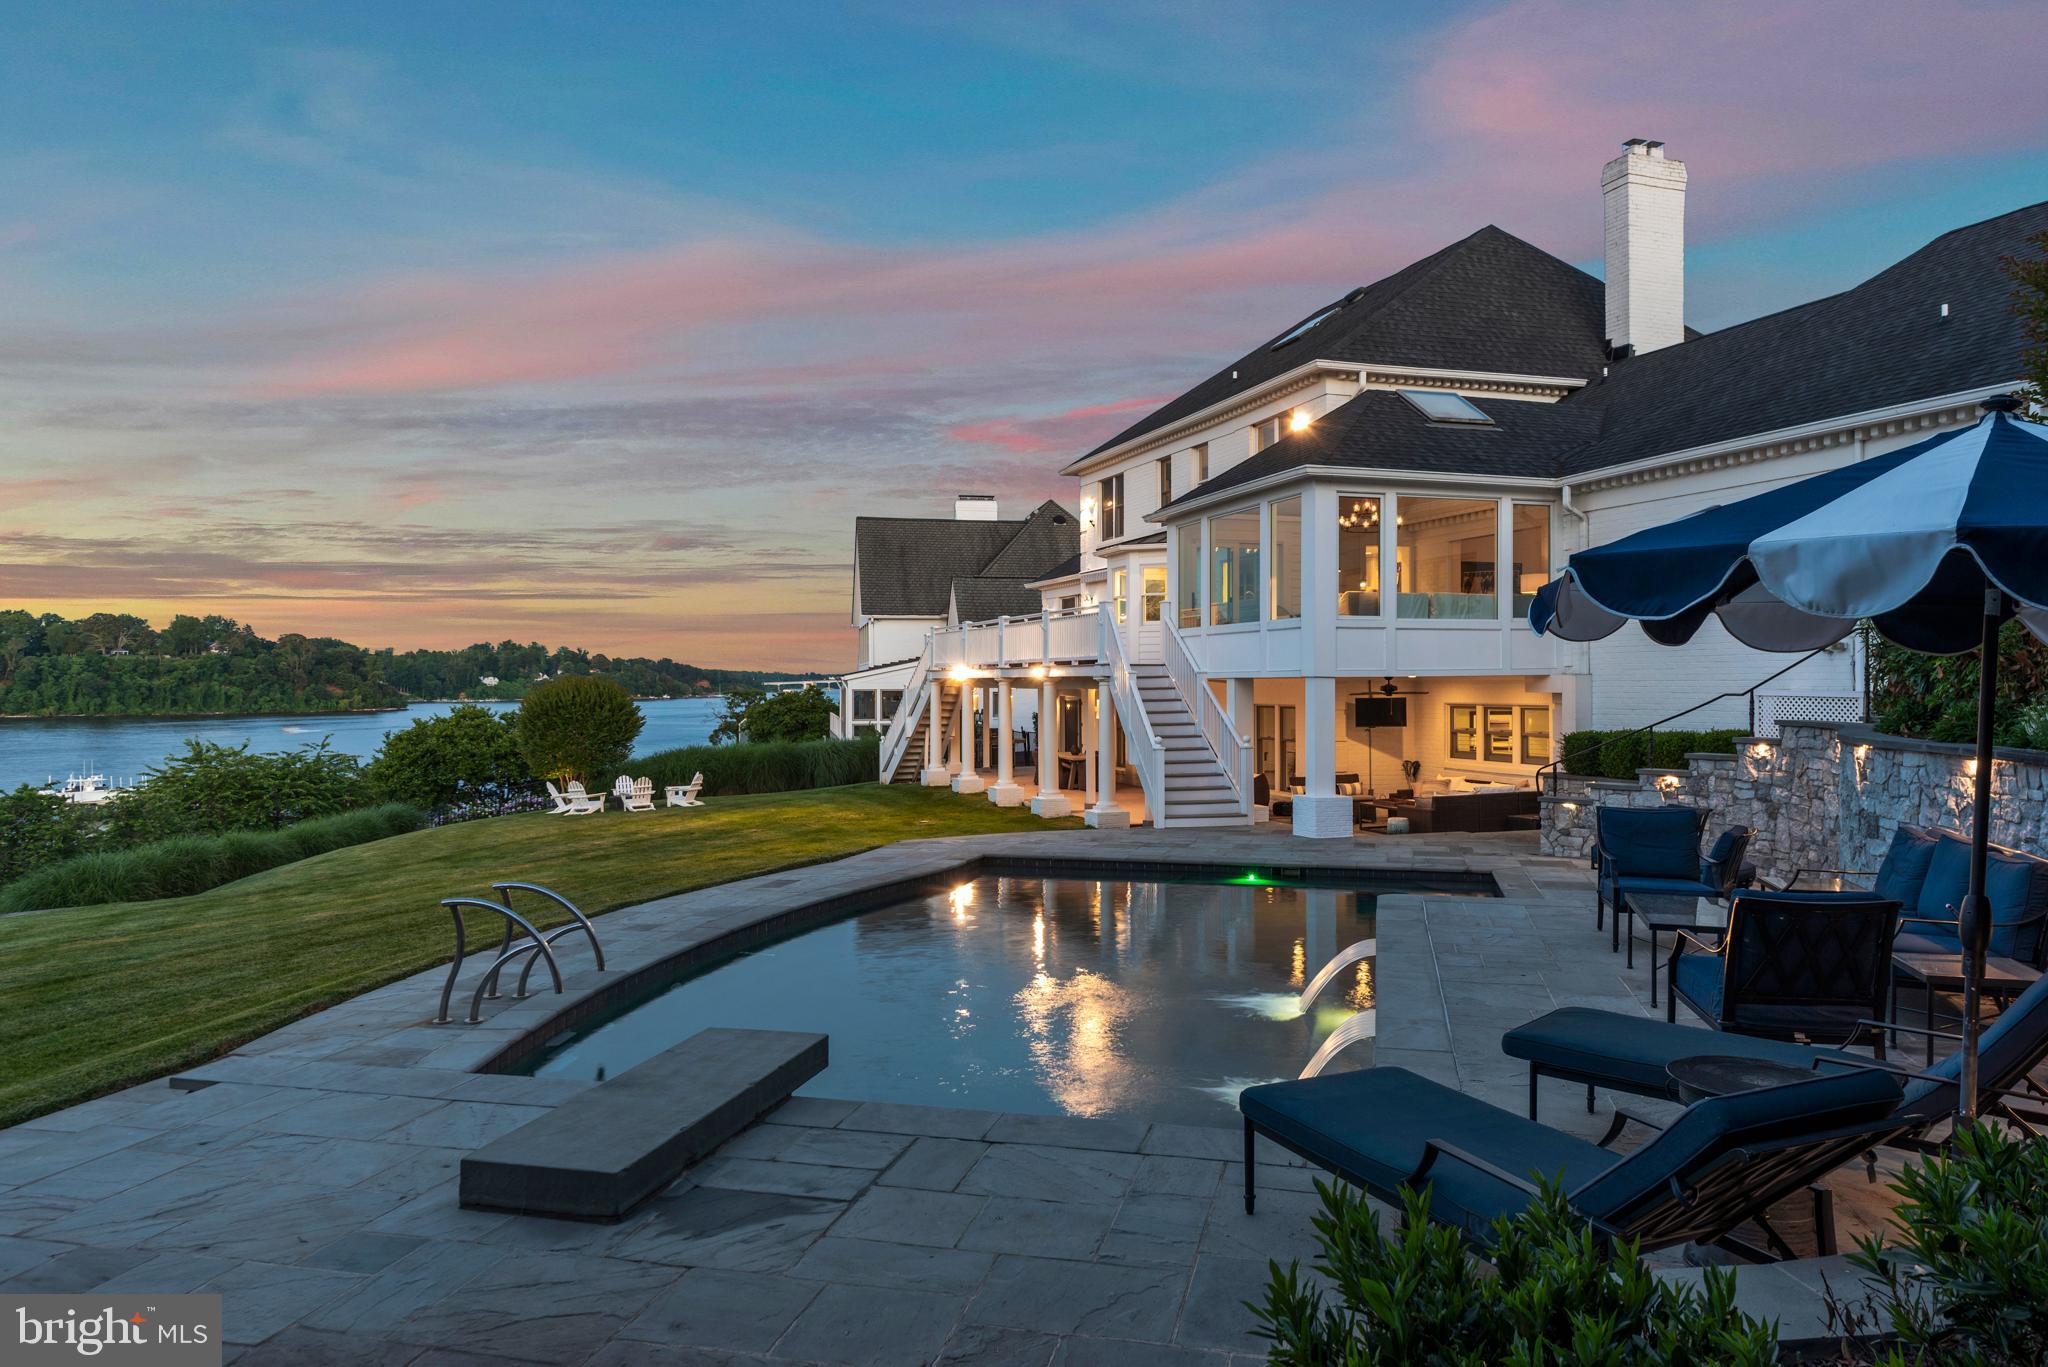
xmin=928 ymin=607 xmax=1101 ymax=669
xmin=1164 ymin=620 xmax=1254 ymax=805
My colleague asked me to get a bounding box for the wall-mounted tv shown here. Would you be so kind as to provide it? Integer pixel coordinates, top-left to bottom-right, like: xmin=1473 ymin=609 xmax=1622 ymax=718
xmin=1353 ymin=696 xmax=1407 ymax=728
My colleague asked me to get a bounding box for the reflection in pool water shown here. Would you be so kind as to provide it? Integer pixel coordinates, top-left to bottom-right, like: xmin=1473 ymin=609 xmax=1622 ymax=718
xmin=528 ymin=872 xmax=1455 ymax=1124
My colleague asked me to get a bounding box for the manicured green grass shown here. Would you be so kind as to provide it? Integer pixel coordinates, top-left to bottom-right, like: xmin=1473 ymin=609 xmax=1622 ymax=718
xmin=0 ymin=783 xmax=1072 ymax=1128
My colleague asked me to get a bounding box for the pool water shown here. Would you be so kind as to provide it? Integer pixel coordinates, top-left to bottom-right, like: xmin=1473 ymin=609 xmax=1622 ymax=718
xmin=527 ymin=871 xmax=1475 ymax=1125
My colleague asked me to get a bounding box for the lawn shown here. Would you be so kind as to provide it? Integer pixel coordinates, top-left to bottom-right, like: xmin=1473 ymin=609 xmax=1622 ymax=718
xmin=0 ymin=783 xmax=1073 ymax=1128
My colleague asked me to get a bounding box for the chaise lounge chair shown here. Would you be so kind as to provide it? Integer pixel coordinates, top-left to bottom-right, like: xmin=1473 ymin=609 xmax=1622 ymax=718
xmin=1502 ymin=962 xmax=2048 ymax=1138
xmin=1238 ymin=1065 xmax=1904 ymax=1259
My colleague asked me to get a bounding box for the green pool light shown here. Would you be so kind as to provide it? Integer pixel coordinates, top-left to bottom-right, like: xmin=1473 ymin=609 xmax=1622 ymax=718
xmin=1226 ymin=870 xmax=1275 ymax=886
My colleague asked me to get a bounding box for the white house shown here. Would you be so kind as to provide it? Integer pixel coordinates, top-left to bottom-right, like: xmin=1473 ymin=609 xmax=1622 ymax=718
xmin=855 ymin=140 xmax=2044 ymax=838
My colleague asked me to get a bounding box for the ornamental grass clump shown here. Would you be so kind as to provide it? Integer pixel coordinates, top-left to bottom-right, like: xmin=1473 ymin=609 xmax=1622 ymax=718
xmin=1253 ymin=1177 xmax=1780 ymax=1365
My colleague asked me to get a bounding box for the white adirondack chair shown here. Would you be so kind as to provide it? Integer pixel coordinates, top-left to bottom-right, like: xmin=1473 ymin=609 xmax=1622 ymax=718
xmin=620 ymin=777 xmax=656 ymax=812
xmin=563 ymin=781 xmax=604 ymax=814
xmin=665 ymin=772 xmax=706 ymax=808
xmin=545 ymin=781 xmax=574 ymax=815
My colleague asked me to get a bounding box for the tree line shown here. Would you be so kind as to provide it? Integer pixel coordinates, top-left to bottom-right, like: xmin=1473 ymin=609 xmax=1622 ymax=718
xmin=0 ymin=609 xmax=816 ymax=717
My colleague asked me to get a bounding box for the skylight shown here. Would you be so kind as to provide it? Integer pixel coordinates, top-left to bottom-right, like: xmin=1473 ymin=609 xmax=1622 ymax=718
xmin=1268 ymin=304 xmax=1340 ymax=350
xmin=1399 ymin=389 xmax=1494 ymax=425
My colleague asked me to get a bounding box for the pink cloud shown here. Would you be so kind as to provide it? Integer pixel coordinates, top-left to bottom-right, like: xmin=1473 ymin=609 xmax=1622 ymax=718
xmin=948 ymin=394 xmax=1174 ymax=455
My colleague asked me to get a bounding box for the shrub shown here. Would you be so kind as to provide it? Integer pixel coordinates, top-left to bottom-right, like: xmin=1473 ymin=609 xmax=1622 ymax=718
xmin=0 ymin=786 xmax=94 ymax=887
xmin=628 ymin=734 xmax=878 ymax=796
xmin=368 ymin=704 xmax=529 ymax=809
xmin=1253 ymin=1177 xmax=1781 ymax=1364
xmin=0 ymin=803 xmax=424 ymax=914
xmin=1558 ymin=728 xmax=1743 ymax=779
xmin=100 ymin=739 xmax=371 ymax=845
xmin=1838 ymin=1125 xmax=2048 ymax=1365
xmin=519 ymin=676 xmax=643 ymax=783
xmin=709 ymin=686 xmax=835 ymax=744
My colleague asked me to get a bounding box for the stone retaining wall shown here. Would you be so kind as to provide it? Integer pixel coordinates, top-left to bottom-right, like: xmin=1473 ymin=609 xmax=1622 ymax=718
xmin=1541 ymin=722 xmax=2048 ymax=883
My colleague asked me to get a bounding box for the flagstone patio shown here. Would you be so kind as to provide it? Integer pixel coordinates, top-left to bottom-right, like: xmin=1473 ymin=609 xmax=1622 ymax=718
xmin=0 ymin=825 xmax=1941 ymax=1362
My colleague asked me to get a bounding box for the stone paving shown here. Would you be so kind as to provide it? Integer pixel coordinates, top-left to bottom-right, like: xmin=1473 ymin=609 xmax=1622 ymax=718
xmin=0 ymin=822 xmax=1972 ymax=1361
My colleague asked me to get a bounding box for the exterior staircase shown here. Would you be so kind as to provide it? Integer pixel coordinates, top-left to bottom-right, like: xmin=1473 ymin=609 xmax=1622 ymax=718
xmin=1126 ymin=663 xmax=1250 ymax=826
xmin=886 ymin=684 xmax=956 ymax=784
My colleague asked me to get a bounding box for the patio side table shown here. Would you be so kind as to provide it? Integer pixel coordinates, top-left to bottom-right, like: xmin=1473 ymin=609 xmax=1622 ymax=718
xmin=1889 ymin=953 xmax=2042 ymax=1064
xmin=1626 ymin=893 xmax=1729 ymax=1008
xmin=1666 ymin=1053 xmax=1842 ymax=1258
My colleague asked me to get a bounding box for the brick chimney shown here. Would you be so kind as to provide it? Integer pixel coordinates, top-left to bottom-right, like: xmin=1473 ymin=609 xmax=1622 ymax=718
xmin=1601 ymin=139 xmax=1686 ymax=357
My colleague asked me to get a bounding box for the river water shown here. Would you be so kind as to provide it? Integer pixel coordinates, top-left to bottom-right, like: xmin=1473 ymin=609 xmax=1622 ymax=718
xmin=0 ymin=697 xmax=726 ymax=791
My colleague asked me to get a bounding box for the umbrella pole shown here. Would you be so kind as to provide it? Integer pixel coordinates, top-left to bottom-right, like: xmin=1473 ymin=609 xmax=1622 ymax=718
xmin=1958 ymin=590 xmax=2003 ymax=1126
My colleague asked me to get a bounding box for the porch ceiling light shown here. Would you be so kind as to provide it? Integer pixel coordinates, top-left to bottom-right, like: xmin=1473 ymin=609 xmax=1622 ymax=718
xmin=948 ymin=666 xmax=972 ymax=682
xmin=1031 ymin=666 xmax=1049 ymax=680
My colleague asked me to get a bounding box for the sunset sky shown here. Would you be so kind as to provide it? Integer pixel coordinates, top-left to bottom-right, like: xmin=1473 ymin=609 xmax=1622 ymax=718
xmin=4 ymin=2 xmax=2045 ymax=670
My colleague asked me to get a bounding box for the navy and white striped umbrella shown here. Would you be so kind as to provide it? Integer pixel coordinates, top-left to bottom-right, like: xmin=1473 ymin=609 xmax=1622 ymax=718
xmin=1530 ymin=395 xmax=2048 ymax=1125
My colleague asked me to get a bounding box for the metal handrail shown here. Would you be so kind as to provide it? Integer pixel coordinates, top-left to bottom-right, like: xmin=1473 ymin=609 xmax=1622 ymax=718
xmin=494 ymin=882 xmax=605 ymax=997
xmin=1537 ymin=647 xmax=1829 ymax=796
xmin=437 ymin=897 xmax=563 ymax=1024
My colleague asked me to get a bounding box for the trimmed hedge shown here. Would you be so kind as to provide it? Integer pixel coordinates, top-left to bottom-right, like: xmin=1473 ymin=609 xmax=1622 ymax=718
xmin=0 ymin=803 xmax=425 ymax=914
xmin=627 ymin=735 xmax=881 ymax=797
xmin=1557 ymin=728 xmax=1744 ymax=780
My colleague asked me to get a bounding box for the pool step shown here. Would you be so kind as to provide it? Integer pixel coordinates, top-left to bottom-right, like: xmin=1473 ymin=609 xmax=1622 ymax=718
xmin=460 ymin=1027 xmax=827 ymax=1221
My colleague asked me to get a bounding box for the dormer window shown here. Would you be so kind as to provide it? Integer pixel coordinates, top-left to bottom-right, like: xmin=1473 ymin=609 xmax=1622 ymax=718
xmin=1399 ymin=389 xmax=1494 ymax=425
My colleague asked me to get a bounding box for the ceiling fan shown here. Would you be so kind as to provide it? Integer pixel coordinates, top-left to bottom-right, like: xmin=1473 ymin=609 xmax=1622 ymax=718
xmin=1372 ymin=676 xmax=1429 ymax=697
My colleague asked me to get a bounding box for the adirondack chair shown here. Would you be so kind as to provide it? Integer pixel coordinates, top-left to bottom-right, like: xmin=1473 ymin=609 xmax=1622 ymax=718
xmin=563 ymin=781 xmax=604 ymax=814
xmin=620 ymin=777 xmax=655 ymax=812
xmin=665 ymin=772 xmax=706 ymax=808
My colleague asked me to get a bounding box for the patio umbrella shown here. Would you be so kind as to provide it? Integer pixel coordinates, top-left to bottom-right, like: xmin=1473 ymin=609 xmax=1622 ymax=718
xmin=1530 ymin=394 xmax=2048 ymax=1122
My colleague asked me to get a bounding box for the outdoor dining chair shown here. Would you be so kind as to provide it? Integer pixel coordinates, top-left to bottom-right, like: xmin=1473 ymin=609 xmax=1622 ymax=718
xmin=1668 ymin=890 xmax=1899 ymax=1046
xmin=1593 ymin=805 xmax=1708 ymax=949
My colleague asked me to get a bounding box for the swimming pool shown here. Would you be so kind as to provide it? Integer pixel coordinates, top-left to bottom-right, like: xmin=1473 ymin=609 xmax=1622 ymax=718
xmin=523 ymin=867 xmax=1487 ymax=1125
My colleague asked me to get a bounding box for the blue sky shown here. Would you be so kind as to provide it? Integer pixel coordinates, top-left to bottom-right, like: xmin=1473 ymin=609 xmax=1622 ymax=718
xmin=3 ymin=1 xmax=2044 ymax=667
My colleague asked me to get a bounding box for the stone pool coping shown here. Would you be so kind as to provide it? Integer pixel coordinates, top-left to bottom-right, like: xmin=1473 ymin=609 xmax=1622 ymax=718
xmin=1 ymin=825 xmax=1880 ymax=1359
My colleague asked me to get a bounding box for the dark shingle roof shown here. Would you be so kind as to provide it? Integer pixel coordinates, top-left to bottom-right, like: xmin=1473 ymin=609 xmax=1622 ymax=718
xmin=855 ymin=500 xmax=1078 ymax=616
xmin=1154 ymin=201 xmax=2046 ymax=507
xmin=1160 ymin=393 xmax=1605 ymax=511
xmin=949 ymin=576 xmax=1046 ymax=622
xmin=1073 ymin=226 xmax=1609 ymax=466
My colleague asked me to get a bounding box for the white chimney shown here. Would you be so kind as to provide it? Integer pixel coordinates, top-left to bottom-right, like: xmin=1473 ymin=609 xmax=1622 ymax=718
xmin=954 ymin=494 xmax=998 ymax=521
xmin=1601 ymin=139 xmax=1686 ymax=356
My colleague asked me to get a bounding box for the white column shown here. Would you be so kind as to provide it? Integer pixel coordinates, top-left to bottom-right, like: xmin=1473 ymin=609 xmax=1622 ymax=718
xmin=1086 ymin=679 xmax=1131 ymax=828
xmin=989 ymin=679 xmax=1023 ymax=806
xmin=1224 ymin=677 xmax=1264 ymax=821
xmin=1030 ymin=678 xmax=1070 ymax=817
xmin=952 ymin=676 xmax=985 ymax=793
xmin=1293 ymin=675 xmax=1351 ymax=838
xmin=919 ymin=676 xmax=948 ymax=785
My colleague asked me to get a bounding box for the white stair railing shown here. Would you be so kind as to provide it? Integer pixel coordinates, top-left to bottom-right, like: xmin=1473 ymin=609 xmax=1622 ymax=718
xmin=1099 ymin=611 xmax=1165 ymax=822
xmin=1163 ymin=621 xmax=1255 ymax=807
xmin=877 ymin=644 xmax=934 ymax=781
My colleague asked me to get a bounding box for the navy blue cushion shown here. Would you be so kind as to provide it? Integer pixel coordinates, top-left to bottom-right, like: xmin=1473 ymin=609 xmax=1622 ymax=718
xmin=1916 ymin=837 xmax=1971 ymax=926
xmin=1893 ymin=927 xmax=1962 ymax=956
xmin=1572 ymin=1069 xmax=1902 ymax=1224
xmin=1240 ymin=1068 xmax=1613 ymax=1238
xmin=1672 ymin=950 xmax=1724 ymax=1019
xmin=1615 ymin=875 xmax=1718 ymax=903
xmin=1873 ymin=826 xmax=1941 ymax=910
xmin=1501 ymin=1007 xmax=1843 ymax=1098
xmin=1596 ymin=807 xmax=1705 ymax=881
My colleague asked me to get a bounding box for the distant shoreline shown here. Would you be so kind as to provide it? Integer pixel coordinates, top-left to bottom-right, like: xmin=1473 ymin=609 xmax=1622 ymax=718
xmin=1 ymin=695 xmax=725 ymax=722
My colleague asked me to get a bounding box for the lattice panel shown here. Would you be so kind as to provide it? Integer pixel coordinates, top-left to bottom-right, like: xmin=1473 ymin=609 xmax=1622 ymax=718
xmin=1753 ymin=693 xmax=1864 ymax=738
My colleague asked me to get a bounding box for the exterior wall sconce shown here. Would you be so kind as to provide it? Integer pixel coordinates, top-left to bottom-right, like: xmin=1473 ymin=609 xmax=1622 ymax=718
xmin=1080 ymin=497 xmax=1097 ymax=528
xmin=1289 ymin=409 xmax=1312 ymax=432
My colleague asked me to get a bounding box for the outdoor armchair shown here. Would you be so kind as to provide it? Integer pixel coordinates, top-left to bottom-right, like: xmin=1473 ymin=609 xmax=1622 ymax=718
xmin=1667 ymin=890 xmax=1898 ymax=1045
xmin=1238 ymin=1065 xmax=1904 ymax=1260
xmin=1593 ymin=805 xmax=1708 ymax=948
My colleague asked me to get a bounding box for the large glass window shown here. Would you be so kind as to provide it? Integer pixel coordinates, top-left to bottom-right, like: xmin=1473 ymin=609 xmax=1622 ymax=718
xmin=1270 ymin=497 xmax=1301 ymax=620
xmin=1112 ymin=568 xmax=1128 ymax=623
xmin=1337 ymin=495 xmax=1382 ymax=616
xmin=1519 ymin=705 xmax=1551 ymax=764
xmin=1512 ymin=504 xmax=1550 ymax=618
xmin=1208 ymin=509 xmax=1261 ymax=625
xmin=1448 ymin=704 xmax=1478 ymax=760
xmin=1176 ymin=527 xmax=1200 ymax=628
xmin=1097 ymin=473 xmax=1124 ymax=541
xmin=1396 ymin=497 xmax=1498 ymax=619
xmin=1484 ymin=706 xmax=1515 ymax=763
xmin=1141 ymin=566 xmax=1166 ymax=623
